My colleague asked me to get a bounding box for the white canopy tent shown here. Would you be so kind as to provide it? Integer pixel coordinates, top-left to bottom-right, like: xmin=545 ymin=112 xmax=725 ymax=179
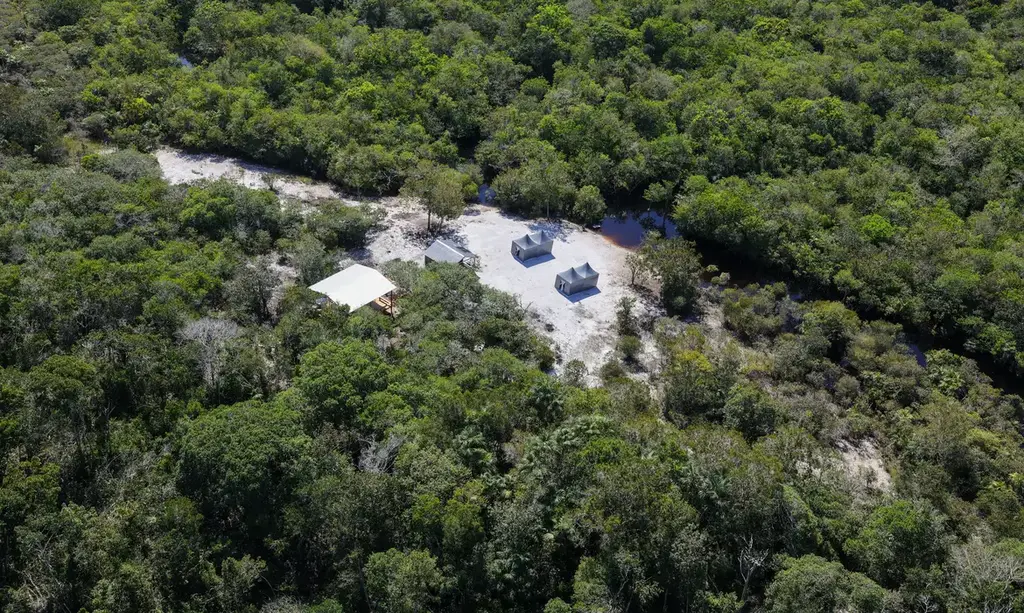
xmin=309 ymin=264 xmax=397 ymax=314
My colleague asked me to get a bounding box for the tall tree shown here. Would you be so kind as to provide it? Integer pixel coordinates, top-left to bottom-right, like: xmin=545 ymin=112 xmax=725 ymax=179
xmin=401 ymin=161 xmax=469 ymax=232
xmin=637 ymin=234 xmax=703 ymax=314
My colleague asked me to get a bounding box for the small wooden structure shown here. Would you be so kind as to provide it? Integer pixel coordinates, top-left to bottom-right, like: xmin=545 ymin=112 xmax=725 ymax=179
xmin=373 ymin=292 xmax=397 ymax=316
xmin=309 ymin=264 xmax=398 ymax=317
xmin=424 ymin=239 xmax=477 ymax=267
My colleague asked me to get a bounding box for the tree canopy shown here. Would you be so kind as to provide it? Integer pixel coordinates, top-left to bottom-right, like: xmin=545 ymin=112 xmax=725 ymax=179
xmin=3 ymin=0 xmax=1024 ymax=610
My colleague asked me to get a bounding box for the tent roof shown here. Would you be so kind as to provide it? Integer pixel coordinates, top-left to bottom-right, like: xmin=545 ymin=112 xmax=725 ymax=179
xmin=557 ymin=262 xmax=599 ymax=282
xmin=512 ymin=231 xmax=554 ymax=249
xmin=309 ymin=264 xmax=396 ymax=311
xmin=425 ymin=239 xmax=473 ymax=263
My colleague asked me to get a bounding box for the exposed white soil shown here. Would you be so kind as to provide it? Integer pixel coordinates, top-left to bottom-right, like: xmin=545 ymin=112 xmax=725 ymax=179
xmin=362 ymin=198 xmax=661 ymax=375
xmin=155 ymin=148 xmax=354 ymax=203
xmin=154 ymin=149 xmax=661 ymax=377
xmin=837 ymin=439 xmax=893 ymax=493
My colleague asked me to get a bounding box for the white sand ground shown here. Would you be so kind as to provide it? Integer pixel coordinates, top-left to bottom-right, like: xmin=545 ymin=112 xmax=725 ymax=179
xmin=155 ymin=148 xmax=661 ymax=376
xmin=364 ymin=199 xmax=661 ymax=373
xmin=155 ymin=149 xmax=352 ymax=203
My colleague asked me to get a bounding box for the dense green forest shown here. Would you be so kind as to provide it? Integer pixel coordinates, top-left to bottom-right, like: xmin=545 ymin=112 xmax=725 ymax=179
xmin=1 ymin=147 xmax=1023 ymax=612
xmin=3 ymin=0 xmax=1024 ymax=371
xmin=3 ymin=0 xmax=1024 ymax=610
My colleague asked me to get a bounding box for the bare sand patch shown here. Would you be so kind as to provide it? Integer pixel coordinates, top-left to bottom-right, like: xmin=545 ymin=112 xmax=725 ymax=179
xmin=361 ymin=200 xmax=661 ymax=375
xmin=838 ymin=439 xmax=892 ymax=493
xmin=154 ymin=148 xmax=353 ymax=203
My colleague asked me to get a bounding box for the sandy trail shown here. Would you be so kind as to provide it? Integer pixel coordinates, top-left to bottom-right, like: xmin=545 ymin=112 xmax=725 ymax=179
xmin=155 ymin=149 xmax=354 ymax=203
xmin=155 ymin=148 xmax=661 ymax=376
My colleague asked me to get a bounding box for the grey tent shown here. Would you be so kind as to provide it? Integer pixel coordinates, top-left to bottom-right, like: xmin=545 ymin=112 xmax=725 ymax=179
xmin=511 ymin=231 xmax=554 ymax=262
xmin=555 ymin=262 xmax=599 ymax=295
xmin=424 ymin=239 xmax=476 ymax=266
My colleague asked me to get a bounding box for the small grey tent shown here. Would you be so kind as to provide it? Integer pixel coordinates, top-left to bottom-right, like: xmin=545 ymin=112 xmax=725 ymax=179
xmin=424 ymin=239 xmax=476 ymax=266
xmin=555 ymin=262 xmax=600 ymax=295
xmin=511 ymin=231 xmax=554 ymax=262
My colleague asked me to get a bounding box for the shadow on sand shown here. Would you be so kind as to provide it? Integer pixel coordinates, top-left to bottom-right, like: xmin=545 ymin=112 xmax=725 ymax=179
xmin=558 ymin=287 xmax=601 ymax=303
xmin=526 ymin=219 xmax=571 ymax=240
xmin=516 ymin=253 xmax=556 ymax=268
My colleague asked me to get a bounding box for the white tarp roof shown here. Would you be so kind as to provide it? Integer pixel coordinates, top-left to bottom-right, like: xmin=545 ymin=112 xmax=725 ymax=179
xmin=309 ymin=264 xmax=396 ymax=311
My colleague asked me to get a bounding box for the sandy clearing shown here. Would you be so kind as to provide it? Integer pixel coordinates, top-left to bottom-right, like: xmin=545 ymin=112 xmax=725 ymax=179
xmin=154 ymin=148 xmax=356 ymax=203
xmin=362 ymin=200 xmax=661 ymax=375
xmin=467 ymin=212 xmax=660 ymax=376
xmin=153 ymin=148 xmax=662 ymax=376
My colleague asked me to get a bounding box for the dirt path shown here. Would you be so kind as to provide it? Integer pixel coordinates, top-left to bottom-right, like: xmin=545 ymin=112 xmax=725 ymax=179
xmin=155 ymin=149 xmax=352 ymax=203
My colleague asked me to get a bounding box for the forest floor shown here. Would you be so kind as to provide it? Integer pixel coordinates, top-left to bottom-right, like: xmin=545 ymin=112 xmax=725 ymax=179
xmin=838 ymin=439 xmax=893 ymax=495
xmin=155 ymin=148 xmax=661 ymax=377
